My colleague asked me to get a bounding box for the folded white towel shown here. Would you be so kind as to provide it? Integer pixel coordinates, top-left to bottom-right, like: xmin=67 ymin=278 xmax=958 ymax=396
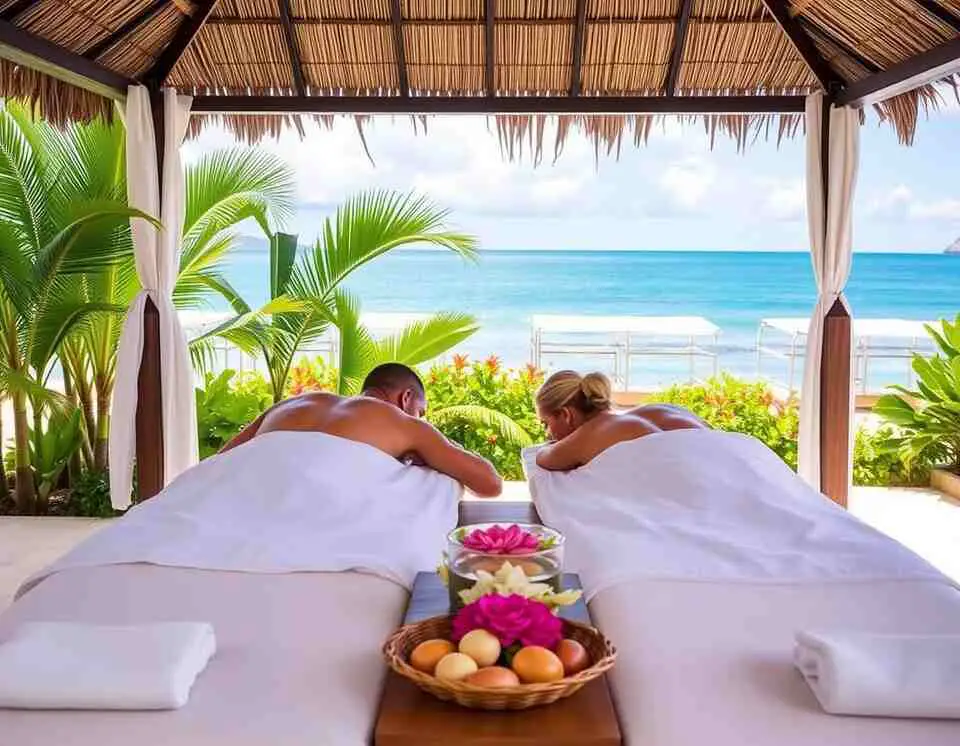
xmin=0 ymin=622 xmax=216 ymax=710
xmin=794 ymin=630 xmax=960 ymax=719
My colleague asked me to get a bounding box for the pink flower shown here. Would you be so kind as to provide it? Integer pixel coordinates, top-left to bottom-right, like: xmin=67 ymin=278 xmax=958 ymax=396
xmin=462 ymin=524 xmax=540 ymax=555
xmin=451 ymin=594 xmax=563 ymax=649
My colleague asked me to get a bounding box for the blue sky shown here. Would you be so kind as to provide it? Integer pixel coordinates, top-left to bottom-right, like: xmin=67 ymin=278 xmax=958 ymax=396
xmin=183 ymin=97 xmax=960 ymax=254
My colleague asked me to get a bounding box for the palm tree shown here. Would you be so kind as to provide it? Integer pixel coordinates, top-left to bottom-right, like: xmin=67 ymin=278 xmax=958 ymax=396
xmin=0 ymin=100 xmax=296 ymax=510
xmin=195 ymin=191 xmax=479 ymax=401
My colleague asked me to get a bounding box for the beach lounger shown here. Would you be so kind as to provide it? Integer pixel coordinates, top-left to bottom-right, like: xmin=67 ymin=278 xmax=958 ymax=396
xmin=524 ymin=431 xmax=960 ymax=745
xmin=0 ymin=432 xmax=460 ymax=745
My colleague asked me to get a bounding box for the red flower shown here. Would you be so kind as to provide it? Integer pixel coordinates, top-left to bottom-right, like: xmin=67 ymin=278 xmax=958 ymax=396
xmin=487 ymin=434 xmax=498 ymax=445
xmin=484 ymin=355 xmax=502 ymax=375
xmin=452 ymin=594 xmax=562 ymax=649
xmin=523 ymin=363 xmax=543 ymax=383
xmin=463 ymin=524 xmax=539 ymax=555
xmin=452 ymin=353 xmax=469 ymax=372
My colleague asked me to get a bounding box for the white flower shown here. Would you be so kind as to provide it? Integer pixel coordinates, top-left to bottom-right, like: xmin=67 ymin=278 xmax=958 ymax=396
xmin=458 ymin=561 xmax=582 ymax=609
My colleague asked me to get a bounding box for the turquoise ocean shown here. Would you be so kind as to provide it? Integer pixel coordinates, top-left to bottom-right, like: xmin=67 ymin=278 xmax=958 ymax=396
xmin=223 ymin=247 xmax=960 ymax=391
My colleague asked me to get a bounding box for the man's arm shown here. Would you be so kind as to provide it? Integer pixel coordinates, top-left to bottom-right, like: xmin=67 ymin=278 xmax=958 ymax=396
xmin=403 ymin=418 xmax=503 ymax=497
xmin=219 ymin=411 xmax=268 ymax=454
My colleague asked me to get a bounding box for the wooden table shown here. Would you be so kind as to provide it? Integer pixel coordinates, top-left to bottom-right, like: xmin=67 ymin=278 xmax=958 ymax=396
xmin=373 ymin=501 xmax=622 ymax=746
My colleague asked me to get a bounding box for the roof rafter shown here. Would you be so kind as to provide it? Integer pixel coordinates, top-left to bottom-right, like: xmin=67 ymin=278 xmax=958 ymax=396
xmin=570 ymin=0 xmax=586 ymax=96
xmin=485 ymin=0 xmax=495 ymax=95
xmin=760 ymin=0 xmax=845 ymax=92
xmin=910 ymin=0 xmax=960 ymax=33
xmin=278 ymin=0 xmax=306 ymax=96
xmin=192 ymin=94 xmax=808 ymax=115
xmin=837 ymin=36 xmax=960 ymax=107
xmin=797 ymin=17 xmax=882 ymax=74
xmin=85 ymin=0 xmax=172 ymax=61
xmin=665 ymin=0 xmax=694 ymax=96
xmin=0 ymin=1 xmax=38 ymax=23
xmin=142 ymin=0 xmax=221 ymax=87
xmin=0 ymin=18 xmax=131 ymax=99
xmin=389 ymin=0 xmax=409 ymax=96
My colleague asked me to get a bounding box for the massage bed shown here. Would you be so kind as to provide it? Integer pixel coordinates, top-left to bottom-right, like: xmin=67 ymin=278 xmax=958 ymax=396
xmin=0 ymin=431 xmax=460 ymax=745
xmin=525 ymin=429 xmax=960 ymax=746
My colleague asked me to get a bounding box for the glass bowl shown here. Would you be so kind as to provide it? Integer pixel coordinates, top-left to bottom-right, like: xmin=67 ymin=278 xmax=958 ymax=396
xmin=444 ymin=522 xmax=565 ymax=612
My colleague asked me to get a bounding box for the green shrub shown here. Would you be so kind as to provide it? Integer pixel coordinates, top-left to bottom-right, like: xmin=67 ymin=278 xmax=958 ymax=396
xmin=854 ymin=425 xmax=930 ymax=487
xmin=424 ymin=356 xmax=547 ymax=480
xmin=658 ymin=374 xmax=800 ymax=470
xmin=195 ymin=370 xmax=274 ymax=459
xmin=61 ymin=471 xmax=117 ymax=518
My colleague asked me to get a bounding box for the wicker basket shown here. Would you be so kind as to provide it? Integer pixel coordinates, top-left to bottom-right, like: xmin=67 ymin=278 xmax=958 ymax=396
xmin=383 ymin=615 xmax=617 ymax=710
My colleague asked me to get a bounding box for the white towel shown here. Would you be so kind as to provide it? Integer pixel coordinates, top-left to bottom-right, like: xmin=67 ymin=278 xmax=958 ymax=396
xmin=0 ymin=622 xmax=216 ymax=710
xmin=794 ymin=630 xmax=960 ymax=719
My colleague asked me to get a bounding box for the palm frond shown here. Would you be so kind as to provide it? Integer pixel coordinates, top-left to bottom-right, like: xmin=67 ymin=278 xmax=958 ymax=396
xmin=181 ymin=148 xmax=296 ymax=269
xmin=375 ymin=312 xmax=479 ymax=367
xmin=0 ymin=102 xmax=48 ymax=256
xmin=332 ymin=290 xmax=377 ymax=396
xmin=0 ymin=362 xmax=71 ymax=415
xmin=288 ymin=190 xmax=478 ymax=303
xmin=270 ymin=231 xmax=298 ymax=298
xmin=429 ymin=405 xmax=534 ymax=447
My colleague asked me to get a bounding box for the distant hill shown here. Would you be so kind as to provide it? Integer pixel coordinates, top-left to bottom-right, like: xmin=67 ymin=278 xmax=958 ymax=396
xmin=947 ymin=237 xmax=960 ymax=255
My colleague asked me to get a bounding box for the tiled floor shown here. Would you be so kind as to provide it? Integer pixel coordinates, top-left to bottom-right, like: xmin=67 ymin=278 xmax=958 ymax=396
xmin=2 ymin=484 xmax=958 ymax=609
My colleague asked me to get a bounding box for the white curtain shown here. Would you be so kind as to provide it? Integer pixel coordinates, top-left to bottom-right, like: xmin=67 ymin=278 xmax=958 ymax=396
xmin=109 ymin=86 xmax=197 ymax=509
xmin=797 ymin=92 xmax=860 ymax=489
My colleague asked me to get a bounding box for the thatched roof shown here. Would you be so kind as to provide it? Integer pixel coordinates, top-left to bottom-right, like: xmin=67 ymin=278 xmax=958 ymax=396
xmin=0 ymin=1 xmax=958 ymax=151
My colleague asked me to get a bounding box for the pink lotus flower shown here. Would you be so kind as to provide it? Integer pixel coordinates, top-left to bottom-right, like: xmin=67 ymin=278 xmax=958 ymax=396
xmin=451 ymin=594 xmax=563 ymax=649
xmin=462 ymin=524 xmax=540 ymax=555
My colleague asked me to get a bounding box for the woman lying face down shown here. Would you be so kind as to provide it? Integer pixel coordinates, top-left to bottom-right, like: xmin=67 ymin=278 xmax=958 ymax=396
xmin=534 ymin=370 xmax=707 ymax=472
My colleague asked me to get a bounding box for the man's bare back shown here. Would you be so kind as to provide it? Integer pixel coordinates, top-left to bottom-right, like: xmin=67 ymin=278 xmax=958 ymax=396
xmin=219 ymin=365 xmax=502 ymax=497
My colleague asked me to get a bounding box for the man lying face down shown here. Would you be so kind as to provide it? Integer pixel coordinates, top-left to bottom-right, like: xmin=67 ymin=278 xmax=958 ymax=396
xmin=534 ymin=370 xmax=708 ymax=472
xmin=220 ymin=362 xmax=503 ymax=497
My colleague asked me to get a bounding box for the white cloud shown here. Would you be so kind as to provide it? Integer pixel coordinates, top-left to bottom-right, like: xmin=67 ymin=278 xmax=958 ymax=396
xmin=867 ymin=184 xmax=913 ymax=218
xmin=910 ymin=198 xmax=960 ymax=220
xmin=658 ymin=157 xmax=716 ymax=211
xmin=762 ymin=179 xmax=806 ymax=221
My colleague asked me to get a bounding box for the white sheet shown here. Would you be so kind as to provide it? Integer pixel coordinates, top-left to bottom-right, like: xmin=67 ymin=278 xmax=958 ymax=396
xmin=24 ymin=431 xmax=460 ymax=595
xmin=523 ymin=430 xmax=949 ymax=598
xmin=0 ymin=622 xmax=216 ymax=710
xmin=794 ymin=630 xmax=960 ymax=719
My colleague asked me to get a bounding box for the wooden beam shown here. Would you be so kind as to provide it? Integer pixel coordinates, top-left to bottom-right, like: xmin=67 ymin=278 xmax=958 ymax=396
xmin=820 ymin=299 xmax=852 ymax=507
xmin=205 ymin=15 xmax=779 ymax=27
xmin=837 ymin=37 xmax=960 ymax=106
xmin=278 ymin=0 xmax=305 ymax=96
xmin=761 ymin=0 xmax=844 ymax=91
xmin=665 ymin=0 xmax=694 ymax=95
xmin=143 ymin=0 xmax=220 ymax=86
xmin=0 ymin=19 xmax=131 ymax=100
xmin=388 ymin=0 xmax=408 ymax=96
xmin=797 ymin=17 xmax=881 ymax=74
xmin=484 ymin=0 xmax=495 ymax=95
xmin=192 ymin=94 xmax=808 ymax=115
xmin=570 ymin=0 xmax=587 ymax=96
xmin=911 ymin=0 xmax=960 ymax=33
xmin=0 ymin=1 xmax=38 ymax=22
xmin=85 ymin=0 xmax=171 ymax=61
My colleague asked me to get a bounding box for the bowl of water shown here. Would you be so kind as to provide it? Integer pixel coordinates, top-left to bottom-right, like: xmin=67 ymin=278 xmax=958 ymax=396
xmin=444 ymin=523 xmax=565 ymax=612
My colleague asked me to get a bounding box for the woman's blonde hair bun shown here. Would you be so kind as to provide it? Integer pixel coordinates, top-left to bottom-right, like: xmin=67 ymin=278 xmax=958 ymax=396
xmin=536 ymin=370 xmax=613 ymax=415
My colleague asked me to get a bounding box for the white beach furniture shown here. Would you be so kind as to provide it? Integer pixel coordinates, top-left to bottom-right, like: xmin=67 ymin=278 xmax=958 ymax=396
xmin=757 ymin=318 xmax=936 ymax=394
xmin=531 ymin=314 xmax=721 ymax=390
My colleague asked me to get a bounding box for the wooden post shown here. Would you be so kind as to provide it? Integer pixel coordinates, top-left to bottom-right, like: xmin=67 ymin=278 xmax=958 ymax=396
xmin=134 ymin=88 xmax=165 ymax=502
xmin=820 ymin=299 xmax=852 ymax=506
xmin=817 ymin=96 xmax=852 ymax=507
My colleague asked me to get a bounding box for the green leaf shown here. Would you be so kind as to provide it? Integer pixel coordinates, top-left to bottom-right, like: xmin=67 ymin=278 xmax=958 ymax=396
xmin=429 ymin=405 xmax=534 ymax=447
xmin=271 ymin=232 xmax=298 ymax=298
xmin=374 ymin=313 xmax=479 ymax=367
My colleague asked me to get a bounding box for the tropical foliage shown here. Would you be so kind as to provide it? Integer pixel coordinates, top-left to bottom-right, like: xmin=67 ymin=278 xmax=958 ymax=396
xmin=193 ymin=191 xmax=478 ymax=401
xmin=0 ymin=100 xmax=295 ymax=513
xmin=874 ymin=315 xmax=960 ymax=472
